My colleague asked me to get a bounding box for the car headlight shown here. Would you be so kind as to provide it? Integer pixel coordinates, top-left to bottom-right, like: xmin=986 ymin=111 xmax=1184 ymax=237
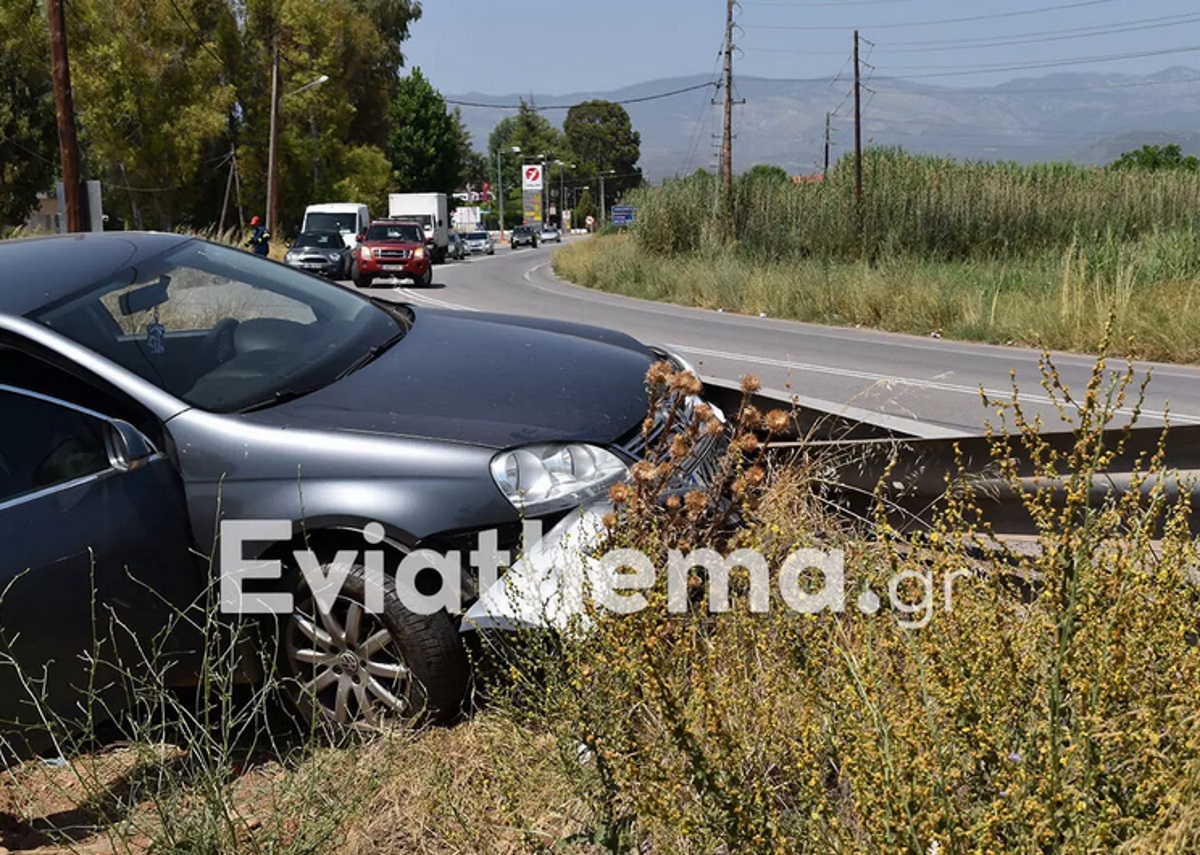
xmin=414 ymin=247 xmax=426 ymax=259
xmin=360 ymin=246 xmax=373 ymax=261
xmin=490 ymin=443 xmax=629 ymax=515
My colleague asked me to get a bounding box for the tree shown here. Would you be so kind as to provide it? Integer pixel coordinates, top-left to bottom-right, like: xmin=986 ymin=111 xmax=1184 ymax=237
xmin=1110 ymin=143 xmax=1200 ymax=173
xmin=487 ymin=102 xmax=564 ymax=223
xmin=0 ymin=1 xmax=56 ymax=226
xmin=387 ymin=68 xmax=462 ymax=195
xmin=563 ymin=100 xmax=641 ymax=214
xmin=66 ymin=0 xmax=238 ymax=228
xmin=743 ymin=164 xmax=790 ymax=184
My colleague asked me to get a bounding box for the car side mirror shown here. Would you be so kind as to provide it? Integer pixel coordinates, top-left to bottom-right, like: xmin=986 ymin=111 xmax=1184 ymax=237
xmin=105 ymin=420 xmax=155 ymax=471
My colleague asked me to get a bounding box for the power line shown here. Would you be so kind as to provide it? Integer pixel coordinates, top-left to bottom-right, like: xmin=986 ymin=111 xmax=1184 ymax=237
xmin=743 ymin=0 xmax=1125 ymax=31
xmin=882 ymin=42 xmax=1200 ymax=78
xmin=744 ymin=12 xmax=1200 ymax=55
xmin=873 ymin=74 xmax=1200 ymax=95
xmin=446 ymin=81 xmax=719 ymax=111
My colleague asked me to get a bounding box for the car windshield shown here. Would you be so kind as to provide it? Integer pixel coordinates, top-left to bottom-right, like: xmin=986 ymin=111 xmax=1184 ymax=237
xmin=293 ymin=232 xmax=343 ymax=249
xmin=366 ymin=223 xmax=423 ymax=242
xmin=304 ymin=212 xmax=358 ymax=234
xmin=28 ymin=240 xmax=405 ymax=413
xmin=468 ymin=232 xmax=489 ymax=240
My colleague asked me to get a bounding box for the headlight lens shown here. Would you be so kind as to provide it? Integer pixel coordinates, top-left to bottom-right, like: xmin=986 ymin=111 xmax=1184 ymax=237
xmin=414 ymin=247 xmax=426 ymax=259
xmin=360 ymin=246 xmax=373 ymax=261
xmin=490 ymin=443 xmax=629 ymax=515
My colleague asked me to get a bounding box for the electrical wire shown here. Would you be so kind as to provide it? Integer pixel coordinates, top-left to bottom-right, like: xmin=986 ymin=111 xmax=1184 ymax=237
xmin=883 ymin=42 xmax=1200 ymax=78
xmin=446 ymin=81 xmax=719 ymax=111
xmin=743 ymin=0 xmax=1125 ymax=31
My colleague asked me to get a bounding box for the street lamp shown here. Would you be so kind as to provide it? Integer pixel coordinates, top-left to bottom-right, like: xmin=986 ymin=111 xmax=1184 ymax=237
xmin=496 ymin=145 xmax=520 ymax=240
xmin=266 ymin=70 xmax=329 ymax=236
xmin=553 ymin=160 xmax=574 ymax=229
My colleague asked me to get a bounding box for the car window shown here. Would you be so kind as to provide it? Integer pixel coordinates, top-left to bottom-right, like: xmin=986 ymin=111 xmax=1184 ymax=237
xmin=0 ymin=389 xmax=111 ymax=504
xmin=468 ymin=232 xmax=489 ymax=240
xmin=96 ymin=264 xmax=317 ymax=335
xmin=304 ymin=212 xmax=358 ymax=234
xmin=366 ymin=224 xmax=423 ymax=242
xmin=294 ymin=233 xmax=342 ymax=249
xmin=29 ymin=241 xmax=403 ymax=413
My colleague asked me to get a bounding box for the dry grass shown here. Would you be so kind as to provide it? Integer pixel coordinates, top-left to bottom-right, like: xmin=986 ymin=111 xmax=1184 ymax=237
xmin=554 ymin=232 xmax=1200 ymax=363
xmin=5 ymin=350 xmax=1200 ymax=853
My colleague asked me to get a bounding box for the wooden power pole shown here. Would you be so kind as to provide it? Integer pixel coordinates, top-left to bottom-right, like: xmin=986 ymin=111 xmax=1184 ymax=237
xmin=718 ymin=0 xmax=743 ymax=231
xmin=853 ymin=30 xmax=863 ymax=222
xmin=824 ymin=111 xmax=831 ymax=180
xmin=47 ymin=0 xmax=83 ymax=232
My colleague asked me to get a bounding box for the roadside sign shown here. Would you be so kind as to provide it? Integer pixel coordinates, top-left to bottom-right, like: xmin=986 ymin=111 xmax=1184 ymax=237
xmin=611 ymin=205 xmax=636 ymax=226
xmin=522 ymin=164 xmax=544 ymax=191
xmin=585 ymin=215 xmax=595 ymax=227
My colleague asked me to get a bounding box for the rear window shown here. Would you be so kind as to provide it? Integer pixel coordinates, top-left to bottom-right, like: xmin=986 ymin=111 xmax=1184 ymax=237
xmin=468 ymin=232 xmax=489 ymax=240
xmin=366 ymin=224 xmax=423 ymax=242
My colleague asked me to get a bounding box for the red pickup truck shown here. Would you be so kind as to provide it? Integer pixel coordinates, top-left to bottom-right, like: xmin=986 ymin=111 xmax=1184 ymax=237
xmin=352 ymin=220 xmax=433 ymax=288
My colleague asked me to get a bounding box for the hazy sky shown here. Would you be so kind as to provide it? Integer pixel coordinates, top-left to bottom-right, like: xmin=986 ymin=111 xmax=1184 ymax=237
xmin=403 ymin=0 xmax=1200 ymax=96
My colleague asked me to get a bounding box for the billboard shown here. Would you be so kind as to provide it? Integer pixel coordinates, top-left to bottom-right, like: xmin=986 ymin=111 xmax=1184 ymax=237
xmin=521 ymin=163 xmax=544 ymax=191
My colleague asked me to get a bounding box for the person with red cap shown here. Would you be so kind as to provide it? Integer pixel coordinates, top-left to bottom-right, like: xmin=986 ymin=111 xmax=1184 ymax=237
xmin=245 ymin=215 xmax=271 ymax=257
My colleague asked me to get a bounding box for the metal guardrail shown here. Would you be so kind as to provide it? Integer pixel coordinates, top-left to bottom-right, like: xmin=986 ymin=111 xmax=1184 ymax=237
xmin=704 ymin=378 xmax=1200 ymax=536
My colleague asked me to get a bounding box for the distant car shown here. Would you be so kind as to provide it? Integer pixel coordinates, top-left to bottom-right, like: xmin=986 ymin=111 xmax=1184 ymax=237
xmin=285 ymin=231 xmax=352 ymax=279
xmin=539 ymin=224 xmax=561 ymax=244
xmin=354 ymin=221 xmax=432 ymax=288
xmin=464 ymin=231 xmax=494 ymax=255
xmin=446 ymin=232 xmax=466 ymax=260
xmin=510 ymin=225 xmax=538 ymax=250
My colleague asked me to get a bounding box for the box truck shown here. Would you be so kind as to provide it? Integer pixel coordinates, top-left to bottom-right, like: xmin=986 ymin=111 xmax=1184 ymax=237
xmin=387 ymin=193 xmax=449 ymax=262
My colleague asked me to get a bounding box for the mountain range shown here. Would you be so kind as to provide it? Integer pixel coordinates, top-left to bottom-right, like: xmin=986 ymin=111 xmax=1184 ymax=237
xmin=449 ymin=67 xmax=1200 ymax=181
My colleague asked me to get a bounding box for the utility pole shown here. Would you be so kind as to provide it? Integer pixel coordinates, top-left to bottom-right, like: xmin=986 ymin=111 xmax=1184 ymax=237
xmin=853 ymin=29 xmax=863 ymax=224
xmin=720 ymin=0 xmax=737 ymax=229
xmin=823 ymin=111 xmax=831 ymax=180
xmin=266 ymin=36 xmax=281 ymax=235
xmin=47 ymin=0 xmax=83 ymax=232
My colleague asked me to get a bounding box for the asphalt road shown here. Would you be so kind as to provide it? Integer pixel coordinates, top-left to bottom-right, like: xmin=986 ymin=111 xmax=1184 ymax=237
xmin=349 ymin=238 xmax=1200 ymax=438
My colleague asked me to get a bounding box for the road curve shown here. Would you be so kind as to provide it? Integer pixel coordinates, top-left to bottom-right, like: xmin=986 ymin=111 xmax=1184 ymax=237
xmin=352 ymin=238 xmax=1200 ymax=436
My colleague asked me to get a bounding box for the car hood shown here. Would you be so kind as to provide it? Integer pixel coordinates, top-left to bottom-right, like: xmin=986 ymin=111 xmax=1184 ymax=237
xmin=243 ymin=307 xmax=654 ymax=448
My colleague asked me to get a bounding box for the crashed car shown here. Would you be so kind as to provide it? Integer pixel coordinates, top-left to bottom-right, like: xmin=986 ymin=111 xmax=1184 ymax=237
xmin=0 ymin=232 xmax=724 ymax=756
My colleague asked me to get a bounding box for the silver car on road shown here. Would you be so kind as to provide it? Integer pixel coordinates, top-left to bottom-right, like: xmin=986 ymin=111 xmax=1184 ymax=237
xmin=463 ymin=230 xmax=495 ymax=255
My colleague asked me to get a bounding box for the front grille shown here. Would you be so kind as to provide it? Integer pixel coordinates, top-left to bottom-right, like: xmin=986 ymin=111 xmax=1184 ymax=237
xmin=620 ymin=395 xmax=728 ymax=488
xmin=376 ymin=248 xmax=411 ymax=260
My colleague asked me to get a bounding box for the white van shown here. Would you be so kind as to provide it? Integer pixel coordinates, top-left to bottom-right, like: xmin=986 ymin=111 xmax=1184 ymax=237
xmin=301 ymin=203 xmax=371 ymax=249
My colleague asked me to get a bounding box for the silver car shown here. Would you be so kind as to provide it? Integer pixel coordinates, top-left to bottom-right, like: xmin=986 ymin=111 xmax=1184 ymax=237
xmin=447 ymin=232 xmax=466 ymax=260
xmin=463 ymin=230 xmax=495 ymax=255
xmin=539 ymin=224 xmax=561 ymax=243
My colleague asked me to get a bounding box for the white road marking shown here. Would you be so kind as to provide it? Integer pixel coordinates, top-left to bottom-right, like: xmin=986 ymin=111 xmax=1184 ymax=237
xmin=668 ymin=343 xmax=1200 ymax=425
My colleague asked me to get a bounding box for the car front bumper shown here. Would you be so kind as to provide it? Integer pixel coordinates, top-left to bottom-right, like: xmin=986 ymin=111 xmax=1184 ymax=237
xmin=286 ymin=258 xmax=343 ymax=276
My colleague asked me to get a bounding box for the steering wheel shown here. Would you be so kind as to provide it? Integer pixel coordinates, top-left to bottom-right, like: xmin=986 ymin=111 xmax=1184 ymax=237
xmin=202 ymin=317 xmax=240 ymax=367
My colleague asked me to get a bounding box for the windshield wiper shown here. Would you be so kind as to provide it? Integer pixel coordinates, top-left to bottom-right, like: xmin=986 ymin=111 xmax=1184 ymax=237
xmin=238 ymin=385 xmax=328 ymax=413
xmin=332 ymin=330 xmax=406 ymax=381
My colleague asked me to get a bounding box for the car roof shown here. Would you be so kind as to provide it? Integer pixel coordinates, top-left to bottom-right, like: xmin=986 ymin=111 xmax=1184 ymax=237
xmin=0 ymin=231 xmax=193 ymax=316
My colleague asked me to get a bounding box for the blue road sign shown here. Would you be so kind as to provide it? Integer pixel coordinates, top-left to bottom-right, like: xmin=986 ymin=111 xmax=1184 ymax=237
xmin=611 ymin=205 xmax=636 ymax=226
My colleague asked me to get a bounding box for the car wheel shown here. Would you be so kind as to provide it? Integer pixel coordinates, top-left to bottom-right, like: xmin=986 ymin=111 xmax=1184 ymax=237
xmin=353 ymin=272 xmax=372 ymax=288
xmin=418 ymin=266 xmax=433 ymax=287
xmin=282 ymin=567 xmax=468 ymax=727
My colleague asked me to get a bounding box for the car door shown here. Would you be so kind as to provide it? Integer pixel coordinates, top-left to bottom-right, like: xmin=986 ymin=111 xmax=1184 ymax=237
xmin=0 ymin=386 xmax=199 ymax=760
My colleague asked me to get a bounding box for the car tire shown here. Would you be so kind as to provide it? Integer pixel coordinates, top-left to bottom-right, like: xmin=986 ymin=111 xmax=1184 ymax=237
xmin=353 ymin=272 xmax=372 ymax=288
xmin=282 ymin=566 xmax=468 ymax=727
xmin=418 ymin=267 xmax=433 ymax=287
